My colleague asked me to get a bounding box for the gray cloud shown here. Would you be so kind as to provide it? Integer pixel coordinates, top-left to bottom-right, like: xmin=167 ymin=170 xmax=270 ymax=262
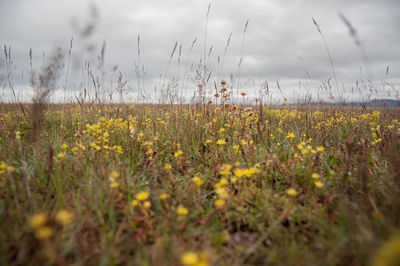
xmin=0 ymin=0 xmax=399 ymax=102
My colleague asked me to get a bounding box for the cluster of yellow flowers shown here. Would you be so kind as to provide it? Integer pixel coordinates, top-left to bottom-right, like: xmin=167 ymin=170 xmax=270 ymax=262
xmin=28 ymin=209 xmax=74 ymax=240
xmin=0 ymin=161 xmax=14 ymax=174
xmin=109 ymin=170 xmax=120 ymax=188
xmin=131 ymin=191 xmax=151 ymax=209
xmin=311 ymin=173 xmax=324 ymax=188
xmin=181 ymin=251 xmax=209 ymax=266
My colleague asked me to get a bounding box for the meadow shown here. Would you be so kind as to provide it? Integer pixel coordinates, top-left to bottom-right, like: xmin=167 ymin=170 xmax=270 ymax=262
xmin=0 ymin=99 xmax=400 ymax=265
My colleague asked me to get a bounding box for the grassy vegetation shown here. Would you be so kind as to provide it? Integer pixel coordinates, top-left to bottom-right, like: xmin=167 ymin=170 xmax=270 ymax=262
xmin=0 ymin=100 xmax=400 ymax=265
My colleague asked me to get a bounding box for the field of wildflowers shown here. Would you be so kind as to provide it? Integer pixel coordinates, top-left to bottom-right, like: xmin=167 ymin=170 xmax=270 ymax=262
xmin=0 ymin=100 xmax=400 ymax=265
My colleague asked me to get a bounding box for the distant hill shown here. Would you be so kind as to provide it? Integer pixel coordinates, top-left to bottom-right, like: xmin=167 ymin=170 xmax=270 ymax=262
xmin=343 ymin=99 xmax=399 ymax=107
xmin=300 ymin=99 xmax=399 ymax=107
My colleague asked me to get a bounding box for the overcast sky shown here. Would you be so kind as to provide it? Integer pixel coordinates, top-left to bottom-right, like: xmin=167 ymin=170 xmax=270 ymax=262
xmin=0 ymin=0 xmax=399 ymax=103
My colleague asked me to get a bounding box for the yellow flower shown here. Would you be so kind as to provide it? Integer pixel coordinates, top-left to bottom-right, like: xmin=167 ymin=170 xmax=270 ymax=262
xmin=314 ymin=181 xmax=324 ymax=188
xmin=136 ymin=191 xmax=149 ymax=201
xmin=191 ymin=176 xmax=203 ymax=187
xmin=110 ymin=181 xmax=119 ymax=188
xmin=35 ymin=226 xmax=53 ymax=240
xmin=214 ymin=199 xmax=226 ymax=208
xmin=286 ymin=188 xmax=298 ymax=196
xmin=159 ymin=193 xmax=169 ymax=200
xmin=109 ymin=170 xmax=120 ymax=179
xmin=29 ymin=213 xmax=47 ymax=229
xmin=55 ymin=209 xmax=73 ymax=225
xmin=215 ymin=178 xmax=228 ymax=188
xmin=297 ymin=144 xmax=304 ymax=151
xmin=230 ymin=176 xmax=238 ymax=183
xmin=233 ymin=145 xmax=240 ymax=153
xmin=181 ymin=252 xmax=199 ymax=265
xmin=205 ymin=139 xmax=212 ymax=144
xmin=91 ymin=143 xmax=101 ymax=150
xmin=286 ymin=132 xmax=295 ymax=139
xmin=164 ymin=163 xmax=172 ymax=171
xmin=131 ymin=200 xmax=139 ymax=207
xmin=234 ymin=168 xmax=245 ymax=178
xmin=143 ymin=201 xmax=152 ymax=209
xmin=61 ymin=143 xmax=68 ymax=150
xmin=115 ymin=145 xmax=123 ymax=154
xmin=311 ymin=173 xmax=320 ymax=179
xmin=174 ymin=150 xmax=183 ymax=158
xmin=57 ymin=152 xmax=64 ymax=159
xmin=216 ymin=139 xmax=226 ymax=145
xmin=143 ymin=141 xmax=153 ymax=146
xmin=317 ymin=146 xmax=324 ymax=152
xmin=243 ymin=167 xmax=260 ymax=178
xmin=219 ymin=164 xmax=232 ymax=176
xmin=177 ymin=205 xmax=189 ymax=216
xmin=215 ymin=187 xmax=229 ymax=199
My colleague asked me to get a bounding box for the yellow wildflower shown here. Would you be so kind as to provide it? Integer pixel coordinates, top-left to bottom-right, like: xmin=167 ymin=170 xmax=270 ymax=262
xmin=55 ymin=209 xmax=73 ymax=225
xmin=143 ymin=141 xmax=153 ymax=146
xmin=181 ymin=252 xmax=198 ymax=265
xmin=131 ymin=200 xmax=139 ymax=207
xmin=136 ymin=191 xmax=150 ymax=201
xmin=216 ymin=139 xmax=226 ymax=145
xmin=286 ymin=132 xmax=295 ymax=139
xmin=109 ymin=170 xmax=120 ymax=179
xmin=233 ymin=145 xmax=240 ymax=153
xmin=314 ymin=181 xmax=324 ymax=188
xmin=177 ymin=205 xmax=189 ymax=216
xmin=216 ymin=187 xmax=229 ymax=199
xmin=174 ymin=150 xmax=183 ymax=158
xmin=35 ymin=226 xmax=53 ymax=240
xmin=286 ymin=188 xmax=298 ymax=196
xmin=29 ymin=213 xmax=47 ymax=229
xmin=215 ymin=178 xmax=228 ymax=188
xmin=311 ymin=173 xmax=320 ymax=179
xmin=159 ymin=193 xmax=169 ymax=200
xmin=164 ymin=163 xmax=172 ymax=171
xmin=191 ymin=176 xmax=203 ymax=187
xmin=110 ymin=181 xmax=119 ymax=188
xmin=214 ymin=199 xmax=226 ymax=208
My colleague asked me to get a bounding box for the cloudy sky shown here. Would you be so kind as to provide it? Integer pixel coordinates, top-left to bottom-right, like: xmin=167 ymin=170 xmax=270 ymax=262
xmin=0 ymin=0 xmax=399 ymax=103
